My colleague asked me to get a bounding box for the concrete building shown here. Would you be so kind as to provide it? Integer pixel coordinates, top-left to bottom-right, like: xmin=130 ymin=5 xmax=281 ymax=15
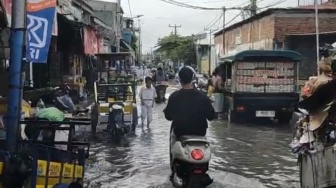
xmin=214 ymin=3 xmax=336 ymax=79
xmin=194 ymin=33 xmax=216 ymax=74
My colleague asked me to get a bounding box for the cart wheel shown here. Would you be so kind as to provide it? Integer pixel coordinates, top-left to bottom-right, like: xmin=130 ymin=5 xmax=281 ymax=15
xmin=91 ymin=105 xmax=98 ymax=135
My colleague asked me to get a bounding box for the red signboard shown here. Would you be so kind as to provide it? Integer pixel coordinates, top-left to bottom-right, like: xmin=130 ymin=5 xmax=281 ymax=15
xmin=83 ymin=27 xmax=98 ymax=55
xmin=3 ymin=0 xmax=11 ymax=25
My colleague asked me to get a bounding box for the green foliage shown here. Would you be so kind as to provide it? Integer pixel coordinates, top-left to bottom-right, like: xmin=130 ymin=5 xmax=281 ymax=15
xmin=156 ymin=34 xmax=196 ymax=65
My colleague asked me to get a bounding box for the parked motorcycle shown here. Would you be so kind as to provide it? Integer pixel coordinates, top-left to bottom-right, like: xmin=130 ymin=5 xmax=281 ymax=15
xmin=170 ymin=135 xmax=213 ymax=188
xmin=107 ymin=102 xmax=131 ymax=142
xmin=192 ymin=80 xmax=207 ymax=95
xmin=155 ymin=82 xmax=168 ymax=103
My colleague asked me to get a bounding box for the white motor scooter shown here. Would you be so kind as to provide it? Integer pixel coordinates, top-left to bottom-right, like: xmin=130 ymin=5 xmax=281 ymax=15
xmin=164 ymin=94 xmax=213 ymax=188
xmin=170 ymin=135 xmax=213 ymax=188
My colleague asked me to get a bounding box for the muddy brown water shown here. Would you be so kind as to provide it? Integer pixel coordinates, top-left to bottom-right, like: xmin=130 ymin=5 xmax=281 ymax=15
xmin=81 ymin=87 xmax=299 ymax=188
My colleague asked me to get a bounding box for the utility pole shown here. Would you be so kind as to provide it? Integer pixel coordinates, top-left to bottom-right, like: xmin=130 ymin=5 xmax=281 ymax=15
xmin=250 ymin=0 xmax=257 ymax=16
xmin=169 ymin=24 xmax=182 ymax=35
xmin=205 ymin=29 xmax=215 ymax=75
xmin=7 ymin=0 xmax=26 ymax=152
xmin=116 ymin=0 xmax=121 ymax=53
xmin=150 ymin=47 xmax=153 ymax=62
xmin=222 ymin=7 xmax=226 ymax=57
xmin=315 ymin=0 xmax=320 ymax=75
xmin=138 ymin=19 xmax=142 ymax=64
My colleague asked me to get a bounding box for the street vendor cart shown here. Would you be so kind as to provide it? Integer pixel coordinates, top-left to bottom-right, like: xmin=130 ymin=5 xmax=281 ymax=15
xmin=90 ymin=52 xmax=138 ymax=135
xmin=220 ymin=50 xmax=301 ymax=124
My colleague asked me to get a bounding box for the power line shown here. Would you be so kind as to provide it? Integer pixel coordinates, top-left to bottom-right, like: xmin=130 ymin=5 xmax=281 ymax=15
xmin=205 ymin=14 xmax=223 ymax=31
xmin=159 ymin=0 xmax=223 ymax=10
xmin=127 ymin=0 xmax=133 ymax=17
xmin=169 ymin=24 xmax=182 ymax=35
xmin=205 ymin=13 xmax=223 ymax=29
xmin=259 ymin=0 xmax=287 ymax=9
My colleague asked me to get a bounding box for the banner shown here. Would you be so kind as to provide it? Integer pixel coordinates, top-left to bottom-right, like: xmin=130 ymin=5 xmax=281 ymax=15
xmin=84 ymin=27 xmax=98 ymax=55
xmin=3 ymin=0 xmax=58 ymax=36
xmin=26 ymin=0 xmax=57 ymax=63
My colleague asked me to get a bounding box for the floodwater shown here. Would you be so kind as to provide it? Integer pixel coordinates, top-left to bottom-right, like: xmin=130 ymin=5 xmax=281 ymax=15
xmin=83 ymin=86 xmax=299 ymax=188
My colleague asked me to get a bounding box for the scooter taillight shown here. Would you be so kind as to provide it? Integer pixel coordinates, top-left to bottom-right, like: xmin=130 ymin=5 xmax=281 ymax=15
xmin=193 ymin=169 xmax=203 ymax=174
xmin=191 ymin=149 xmax=204 ymax=160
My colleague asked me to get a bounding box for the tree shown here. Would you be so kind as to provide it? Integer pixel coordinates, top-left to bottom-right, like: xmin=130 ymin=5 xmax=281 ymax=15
xmin=156 ymin=34 xmax=196 ymax=65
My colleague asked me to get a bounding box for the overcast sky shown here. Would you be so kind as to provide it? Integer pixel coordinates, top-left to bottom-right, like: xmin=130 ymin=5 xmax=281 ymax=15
xmin=105 ymin=0 xmax=307 ymax=52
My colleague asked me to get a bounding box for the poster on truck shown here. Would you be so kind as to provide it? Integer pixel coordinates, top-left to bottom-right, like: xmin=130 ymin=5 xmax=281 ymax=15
xmin=235 ymin=62 xmax=295 ymax=93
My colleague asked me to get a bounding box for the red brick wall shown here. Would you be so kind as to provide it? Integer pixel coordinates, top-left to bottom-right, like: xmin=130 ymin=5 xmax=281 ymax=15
xmin=214 ymin=10 xmax=336 ymax=56
xmin=225 ymin=15 xmax=275 ymax=52
xmin=274 ymin=12 xmax=336 ymax=42
xmin=214 ymin=15 xmax=275 ymax=55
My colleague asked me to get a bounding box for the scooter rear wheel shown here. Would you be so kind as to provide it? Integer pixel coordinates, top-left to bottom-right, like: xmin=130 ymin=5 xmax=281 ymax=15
xmin=187 ymin=175 xmax=206 ymax=188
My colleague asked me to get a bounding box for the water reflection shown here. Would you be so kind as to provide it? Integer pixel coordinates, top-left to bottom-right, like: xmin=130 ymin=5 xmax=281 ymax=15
xmin=84 ymin=88 xmax=299 ymax=188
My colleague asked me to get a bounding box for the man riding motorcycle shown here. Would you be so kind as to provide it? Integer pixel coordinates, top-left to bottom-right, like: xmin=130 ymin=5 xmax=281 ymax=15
xmin=152 ymin=66 xmax=169 ymax=102
xmin=163 ymin=66 xmax=215 ymax=171
xmin=152 ymin=66 xmax=169 ymax=83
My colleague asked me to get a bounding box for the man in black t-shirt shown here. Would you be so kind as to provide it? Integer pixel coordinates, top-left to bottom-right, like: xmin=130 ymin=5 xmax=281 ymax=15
xmin=164 ymin=67 xmax=215 ymax=165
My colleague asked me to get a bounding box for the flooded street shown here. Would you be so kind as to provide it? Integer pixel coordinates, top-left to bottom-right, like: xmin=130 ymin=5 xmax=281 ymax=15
xmin=84 ymin=87 xmax=299 ymax=188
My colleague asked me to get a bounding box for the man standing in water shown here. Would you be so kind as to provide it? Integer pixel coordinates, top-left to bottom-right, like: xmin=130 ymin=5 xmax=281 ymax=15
xmin=164 ymin=67 xmax=215 ymax=164
xmin=139 ymin=76 xmax=157 ymax=128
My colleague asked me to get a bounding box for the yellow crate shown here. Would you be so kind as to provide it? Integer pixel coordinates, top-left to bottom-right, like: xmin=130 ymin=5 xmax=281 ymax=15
xmin=63 ymin=163 xmax=74 ymax=178
xmin=108 ymin=98 xmax=115 ymax=103
xmin=124 ymin=103 xmax=133 ymax=113
xmin=36 ymin=185 xmax=54 ymax=188
xmin=37 ymin=160 xmax=47 ymax=176
xmin=48 ymin=162 xmax=61 ymax=177
xmin=98 ymin=106 xmax=109 ymax=113
xmin=36 ymin=177 xmax=59 ymax=187
xmin=0 ymin=162 xmax=3 ymax=174
xmin=75 ymin=166 xmax=83 ymax=178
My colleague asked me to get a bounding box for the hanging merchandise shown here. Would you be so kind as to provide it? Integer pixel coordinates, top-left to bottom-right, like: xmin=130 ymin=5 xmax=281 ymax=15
xmin=290 ymin=79 xmax=336 ymax=155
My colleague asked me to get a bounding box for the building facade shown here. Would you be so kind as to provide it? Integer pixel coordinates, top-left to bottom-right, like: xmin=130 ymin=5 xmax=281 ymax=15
xmin=214 ymin=5 xmax=336 ymax=79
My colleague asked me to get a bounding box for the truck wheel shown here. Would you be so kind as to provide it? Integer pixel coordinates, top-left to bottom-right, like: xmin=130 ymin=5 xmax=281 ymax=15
xmin=91 ymin=105 xmax=98 ymax=135
xmin=228 ymin=110 xmax=238 ymax=123
xmin=278 ymin=114 xmax=292 ymax=124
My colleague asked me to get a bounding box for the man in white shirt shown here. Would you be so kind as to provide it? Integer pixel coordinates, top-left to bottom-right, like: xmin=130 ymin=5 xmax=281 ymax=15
xmin=139 ymin=76 xmax=157 ymax=127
